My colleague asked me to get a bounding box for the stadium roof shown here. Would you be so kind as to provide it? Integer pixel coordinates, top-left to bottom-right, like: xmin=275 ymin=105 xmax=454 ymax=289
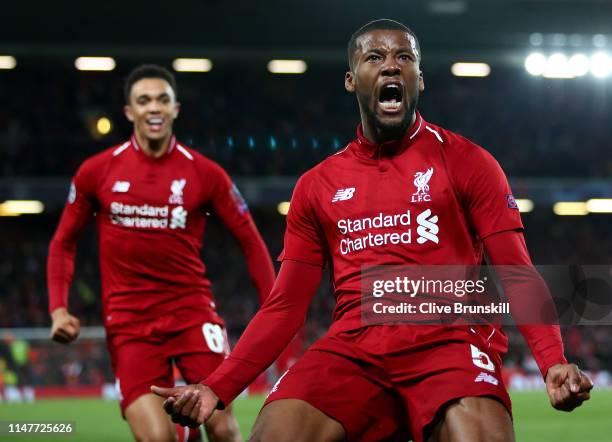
xmin=2 ymin=0 xmax=612 ymax=65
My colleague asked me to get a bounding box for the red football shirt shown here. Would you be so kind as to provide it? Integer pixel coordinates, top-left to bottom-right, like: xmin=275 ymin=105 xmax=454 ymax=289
xmin=48 ymin=135 xmax=274 ymax=332
xmin=282 ymin=112 xmax=523 ymax=335
xmin=203 ymin=113 xmax=565 ymax=405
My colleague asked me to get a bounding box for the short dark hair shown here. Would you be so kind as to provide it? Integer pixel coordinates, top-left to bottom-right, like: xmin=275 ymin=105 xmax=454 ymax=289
xmin=124 ymin=64 xmax=178 ymax=103
xmin=347 ymin=19 xmax=421 ymax=71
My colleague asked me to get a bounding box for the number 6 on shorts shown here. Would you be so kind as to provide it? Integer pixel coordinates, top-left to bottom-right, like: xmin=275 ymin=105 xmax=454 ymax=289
xmin=202 ymin=323 xmax=227 ymax=354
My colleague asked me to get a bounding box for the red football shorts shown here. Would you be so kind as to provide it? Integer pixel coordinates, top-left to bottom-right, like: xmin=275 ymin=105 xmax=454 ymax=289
xmin=106 ymin=320 xmax=229 ymax=415
xmin=264 ymin=326 xmax=511 ymax=442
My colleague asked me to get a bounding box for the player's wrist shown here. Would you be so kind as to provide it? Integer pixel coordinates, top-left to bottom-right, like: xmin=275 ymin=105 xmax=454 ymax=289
xmin=199 ymin=382 xmax=224 ymax=409
xmin=50 ymin=307 xmax=69 ymax=319
xmin=544 ymin=361 xmax=569 ymax=382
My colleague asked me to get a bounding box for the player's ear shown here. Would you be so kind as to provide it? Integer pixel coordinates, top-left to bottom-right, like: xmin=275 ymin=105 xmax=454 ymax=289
xmin=418 ymin=70 xmax=425 ymax=92
xmin=124 ymin=105 xmax=134 ymax=123
xmin=173 ymin=101 xmax=181 ymax=119
xmin=345 ymin=70 xmax=355 ymax=93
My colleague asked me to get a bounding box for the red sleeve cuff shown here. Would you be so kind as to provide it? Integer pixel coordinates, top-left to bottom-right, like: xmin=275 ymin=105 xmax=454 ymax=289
xmin=202 ymin=370 xmax=244 ymax=409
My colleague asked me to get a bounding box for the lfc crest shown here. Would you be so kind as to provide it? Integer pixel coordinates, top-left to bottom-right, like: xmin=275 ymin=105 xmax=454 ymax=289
xmin=411 ymin=167 xmax=433 ymax=203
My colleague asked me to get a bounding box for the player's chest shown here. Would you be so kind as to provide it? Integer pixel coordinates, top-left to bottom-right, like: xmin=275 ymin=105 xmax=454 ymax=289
xmin=317 ymin=156 xmax=457 ymax=230
xmin=97 ymin=163 xmax=201 ymax=212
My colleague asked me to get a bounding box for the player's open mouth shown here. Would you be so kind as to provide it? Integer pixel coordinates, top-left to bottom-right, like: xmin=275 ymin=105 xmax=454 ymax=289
xmin=146 ymin=117 xmax=164 ymax=131
xmin=378 ymin=83 xmax=403 ymax=114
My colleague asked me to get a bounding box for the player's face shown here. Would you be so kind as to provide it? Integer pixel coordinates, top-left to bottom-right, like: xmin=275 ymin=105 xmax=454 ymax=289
xmin=345 ymin=30 xmax=424 ymax=140
xmin=124 ymin=78 xmax=180 ymax=141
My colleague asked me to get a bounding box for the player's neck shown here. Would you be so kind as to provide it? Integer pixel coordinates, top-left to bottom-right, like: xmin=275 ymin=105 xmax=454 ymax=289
xmin=134 ymin=132 xmax=172 ymax=158
xmin=361 ymin=112 xmax=417 ymax=145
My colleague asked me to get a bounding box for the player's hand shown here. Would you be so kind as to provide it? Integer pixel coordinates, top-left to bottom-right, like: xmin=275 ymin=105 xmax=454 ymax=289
xmin=151 ymin=383 xmax=219 ymax=428
xmin=50 ymin=307 xmax=81 ymax=344
xmin=545 ymin=363 xmax=593 ymax=412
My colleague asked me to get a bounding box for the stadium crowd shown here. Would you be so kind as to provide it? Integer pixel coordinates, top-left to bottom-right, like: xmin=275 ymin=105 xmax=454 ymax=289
xmin=1 ymin=65 xmax=611 ymax=178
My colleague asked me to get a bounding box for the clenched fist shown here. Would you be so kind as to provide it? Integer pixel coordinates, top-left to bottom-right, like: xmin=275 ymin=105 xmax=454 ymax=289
xmin=50 ymin=307 xmax=81 ymax=344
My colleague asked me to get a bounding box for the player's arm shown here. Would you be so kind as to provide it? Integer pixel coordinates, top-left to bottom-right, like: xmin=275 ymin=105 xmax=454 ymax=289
xmin=455 ymin=144 xmax=592 ymax=411
xmin=151 ymin=259 xmax=322 ymax=426
xmin=207 ymin=164 xmax=275 ymax=303
xmin=47 ymin=166 xmax=97 ymax=343
xmin=152 ymin=173 xmax=326 ymax=426
xmin=484 ymin=231 xmax=593 ymax=411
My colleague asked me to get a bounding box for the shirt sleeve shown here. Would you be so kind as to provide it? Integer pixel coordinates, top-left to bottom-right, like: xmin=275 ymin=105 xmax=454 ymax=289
xmin=484 ymin=230 xmax=567 ymax=378
xmin=206 ymin=161 xmax=251 ymax=230
xmin=278 ymin=174 xmax=326 ymax=266
xmin=203 ymin=259 xmax=322 ymax=406
xmin=205 ymin=161 xmax=276 ymax=303
xmin=453 ymin=144 xmax=523 ymax=239
xmin=47 ymin=160 xmax=98 ymax=313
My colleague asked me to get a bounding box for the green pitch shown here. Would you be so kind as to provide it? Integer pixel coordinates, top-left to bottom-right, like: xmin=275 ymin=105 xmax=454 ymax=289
xmin=1 ymin=390 xmax=610 ymax=441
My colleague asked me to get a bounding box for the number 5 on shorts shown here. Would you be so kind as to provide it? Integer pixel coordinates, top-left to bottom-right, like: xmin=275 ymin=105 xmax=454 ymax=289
xmin=202 ymin=323 xmax=227 ymax=354
xmin=470 ymin=344 xmax=495 ymax=372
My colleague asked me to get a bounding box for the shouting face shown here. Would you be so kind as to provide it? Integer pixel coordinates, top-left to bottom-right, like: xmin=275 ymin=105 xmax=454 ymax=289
xmin=346 ymin=29 xmax=424 ymax=142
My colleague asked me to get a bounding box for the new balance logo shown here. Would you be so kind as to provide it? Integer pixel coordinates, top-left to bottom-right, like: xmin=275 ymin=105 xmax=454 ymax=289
xmin=474 ymin=372 xmax=499 ymax=386
xmin=416 ymin=209 xmax=439 ymax=244
xmin=332 ymin=187 xmax=356 ymax=202
xmin=112 ymin=181 xmax=130 ymax=193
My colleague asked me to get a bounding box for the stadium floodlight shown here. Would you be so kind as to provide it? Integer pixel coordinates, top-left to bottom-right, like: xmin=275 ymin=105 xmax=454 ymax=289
xmin=451 ymin=62 xmax=490 ymax=77
xmin=592 ymin=34 xmax=607 ymax=48
xmin=590 ymin=52 xmax=611 ymax=78
xmin=96 ymin=117 xmax=112 ymax=135
xmin=543 ymin=53 xmax=573 ymax=79
xmin=586 ymin=198 xmax=612 ymax=213
xmin=267 ymin=60 xmax=307 ymax=74
xmin=0 ymin=55 xmax=16 ymax=69
xmin=172 ymin=58 xmax=213 ymax=72
xmin=529 ymin=33 xmax=543 ymax=46
xmin=0 ymin=200 xmax=44 ymax=216
xmin=568 ymin=54 xmax=590 ymax=77
xmin=515 ymin=199 xmax=534 ymax=213
xmin=552 ymin=202 xmax=588 ymax=216
xmin=525 ymin=53 xmax=547 ymax=76
xmin=277 ymin=201 xmax=290 ymax=215
xmin=75 ymin=57 xmax=116 ymax=71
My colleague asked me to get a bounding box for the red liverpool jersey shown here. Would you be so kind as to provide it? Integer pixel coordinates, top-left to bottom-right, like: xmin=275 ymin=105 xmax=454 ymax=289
xmin=48 ymin=135 xmax=269 ymax=331
xmin=281 ymin=112 xmax=523 ymax=335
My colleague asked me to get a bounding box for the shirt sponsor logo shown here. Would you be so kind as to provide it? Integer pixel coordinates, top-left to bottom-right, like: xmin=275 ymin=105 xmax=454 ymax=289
xmin=109 ymin=202 xmax=187 ymax=230
xmin=170 ymin=206 xmax=188 ymax=229
xmin=337 ymin=210 xmax=412 ymax=255
xmin=506 ymin=193 xmax=518 ymax=210
xmin=416 ymin=209 xmax=439 ymax=244
xmin=332 ymin=187 xmax=356 ymax=203
xmin=337 ymin=209 xmax=440 ymax=255
xmin=68 ymin=182 xmax=76 ymax=204
xmin=169 ymin=179 xmax=186 ymax=204
xmin=411 ymin=167 xmax=433 ymax=202
xmin=474 ymin=372 xmax=499 ymax=386
xmin=112 ymin=181 xmax=130 ymax=193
